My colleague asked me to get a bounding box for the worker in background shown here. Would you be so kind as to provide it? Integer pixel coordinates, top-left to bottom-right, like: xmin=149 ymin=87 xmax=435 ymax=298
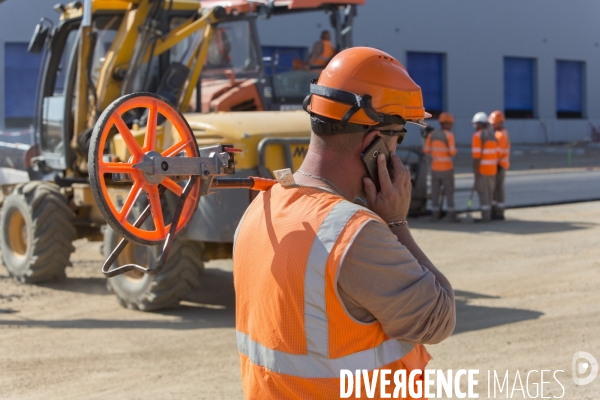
xmin=423 ymin=112 xmax=458 ymax=222
xmin=307 ymin=30 xmax=336 ymax=68
xmin=234 ymin=47 xmax=455 ymax=399
xmin=471 ymin=112 xmax=501 ymax=222
xmin=207 ymin=27 xmax=232 ymax=68
xmin=489 ymin=110 xmax=510 ymax=220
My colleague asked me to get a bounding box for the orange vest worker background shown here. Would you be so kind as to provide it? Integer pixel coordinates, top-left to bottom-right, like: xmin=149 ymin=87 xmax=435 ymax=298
xmin=423 ymin=112 xmax=458 ymax=222
xmin=489 ymin=110 xmax=510 ymax=220
xmin=234 ymin=47 xmax=455 ymax=399
xmin=308 ymin=30 xmax=336 ymax=68
xmin=471 ymin=112 xmax=501 ymax=222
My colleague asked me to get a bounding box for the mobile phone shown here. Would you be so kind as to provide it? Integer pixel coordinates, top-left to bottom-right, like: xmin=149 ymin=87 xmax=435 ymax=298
xmin=360 ymin=137 xmax=390 ymax=192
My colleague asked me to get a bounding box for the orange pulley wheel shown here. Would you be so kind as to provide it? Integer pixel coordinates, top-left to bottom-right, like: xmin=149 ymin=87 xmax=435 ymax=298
xmin=88 ymin=93 xmax=201 ymax=246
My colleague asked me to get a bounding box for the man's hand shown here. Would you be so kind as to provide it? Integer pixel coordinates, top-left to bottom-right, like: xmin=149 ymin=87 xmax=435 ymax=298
xmin=363 ymin=153 xmax=412 ymax=222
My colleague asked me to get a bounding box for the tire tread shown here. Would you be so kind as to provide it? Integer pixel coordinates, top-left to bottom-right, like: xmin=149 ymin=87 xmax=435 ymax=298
xmin=1 ymin=182 xmax=75 ymax=283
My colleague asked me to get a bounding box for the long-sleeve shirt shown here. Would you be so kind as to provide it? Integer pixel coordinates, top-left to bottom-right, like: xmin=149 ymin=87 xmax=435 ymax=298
xmin=337 ymin=220 xmax=456 ymax=345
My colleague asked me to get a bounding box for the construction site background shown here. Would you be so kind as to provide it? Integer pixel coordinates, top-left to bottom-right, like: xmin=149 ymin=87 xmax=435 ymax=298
xmin=1 ymin=126 xmax=599 ymax=172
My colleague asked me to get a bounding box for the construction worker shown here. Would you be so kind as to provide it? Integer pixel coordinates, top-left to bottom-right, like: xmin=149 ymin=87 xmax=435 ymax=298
xmin=207 ymin=27 xmax=232 ymax=68
xmin=307 ymin=30 xmax=336 ymax=68
xmin=489 ymin=110 xmax=510 ymax=220
xmin=234 ymin=47 xmax=455 ymax=399
xmin=423 ymin=112 xmax=458 ymax=222
xmin=471 ymin=112 xmax=501 ymax=222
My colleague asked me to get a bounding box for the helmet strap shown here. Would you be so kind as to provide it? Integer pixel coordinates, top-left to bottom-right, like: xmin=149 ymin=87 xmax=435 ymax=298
xmin=310 ymin=115 xmax=370 ymax=136
xmin=304 ymin=81 xmax=407 ymax=126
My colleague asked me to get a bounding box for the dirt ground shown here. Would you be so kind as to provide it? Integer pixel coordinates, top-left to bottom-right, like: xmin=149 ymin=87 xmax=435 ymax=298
xmin=0 ymin=202 xmax=599 ymax=399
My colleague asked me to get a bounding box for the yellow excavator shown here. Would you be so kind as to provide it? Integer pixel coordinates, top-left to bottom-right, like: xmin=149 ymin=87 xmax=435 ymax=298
xmin=0 ymin=0 xmax=391 ymax=311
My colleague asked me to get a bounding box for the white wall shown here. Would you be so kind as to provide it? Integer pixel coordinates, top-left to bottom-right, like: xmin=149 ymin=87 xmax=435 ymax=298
xmin=256 ymin=0 xmax=600 ymax=144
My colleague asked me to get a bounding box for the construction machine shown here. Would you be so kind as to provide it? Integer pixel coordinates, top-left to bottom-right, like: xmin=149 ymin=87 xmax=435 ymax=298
xmin=4 ymin=0 xmax=410 ymax=311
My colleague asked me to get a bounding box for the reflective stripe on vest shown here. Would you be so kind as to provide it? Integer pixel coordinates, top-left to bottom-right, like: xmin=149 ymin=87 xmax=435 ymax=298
xmin=237 ymin=331 xmax=414 ymax=379
xmin=480 ymin=159 xmax=498 ymax=165
xmin=305 ymin=200 xmax=362 ymax=355
xmin=431 ymin=146 xmax=450 ymax=152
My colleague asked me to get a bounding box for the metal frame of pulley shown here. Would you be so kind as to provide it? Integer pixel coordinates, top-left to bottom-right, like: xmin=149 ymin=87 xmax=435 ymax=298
xmin=101 ymin=150 xmax=274 ymax=278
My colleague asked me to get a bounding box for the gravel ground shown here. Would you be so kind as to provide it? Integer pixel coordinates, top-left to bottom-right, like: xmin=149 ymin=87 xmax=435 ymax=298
xmin=0 ymin=202 xmax=599 ymax=399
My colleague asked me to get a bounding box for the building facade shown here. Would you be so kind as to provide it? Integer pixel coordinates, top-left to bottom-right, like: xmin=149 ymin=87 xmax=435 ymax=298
xmin=1 ymin=0 xmax=599 ymax=145
xmin=256 ymin=0 xmax=600 ymax=145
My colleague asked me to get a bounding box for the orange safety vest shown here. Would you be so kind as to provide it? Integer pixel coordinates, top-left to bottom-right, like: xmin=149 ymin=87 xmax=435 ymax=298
xmin=495 ymin=129 xmax=510 ymax=170
xmin=313 ymin=39 xmax=336 ymax=67
xmin=234 ymin=184 xmax=431 ymax=399
xmin=423 ymin=129 xmax=457 ymax=171
xmin=472 ymin=129 xmax=500 ymax=176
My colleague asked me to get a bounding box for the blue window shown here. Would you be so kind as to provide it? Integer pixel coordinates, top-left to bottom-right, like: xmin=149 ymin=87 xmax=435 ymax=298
xmin=4 ymin=43 xmax=43 ymax=128
xmin=406 ymin=52 xmax=444 ymax=116
xmin=556 ymin=60 xmax=584 ymax=119
xmin=504 ymin=57 xmax=535 ymax=118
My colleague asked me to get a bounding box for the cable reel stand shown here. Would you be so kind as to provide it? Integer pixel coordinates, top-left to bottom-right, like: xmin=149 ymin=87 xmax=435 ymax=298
xmin=88 ymin=93 xmax=275 ymax=277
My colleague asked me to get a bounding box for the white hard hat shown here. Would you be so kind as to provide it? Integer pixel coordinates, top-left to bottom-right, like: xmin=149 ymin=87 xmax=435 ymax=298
xmin=472 ymin=112 xmax=488 ymax=124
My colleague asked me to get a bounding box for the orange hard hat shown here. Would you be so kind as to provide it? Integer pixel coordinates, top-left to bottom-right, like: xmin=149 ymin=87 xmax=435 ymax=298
xmin=438 ymin=112 xmax=454 ymax=124
xmin=489 ymin=110 xmax=505 ymax=124
xmin=304 ymin=47 xmax=430 ymax=129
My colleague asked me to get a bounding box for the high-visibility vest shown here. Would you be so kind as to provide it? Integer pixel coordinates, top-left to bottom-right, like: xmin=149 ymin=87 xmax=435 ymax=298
xmin=472 ymin=129 xmax=500 ymax=175
xmin=234 ymin=184 xmax=431 ymax=399
xmin=495 ymin=129 xmax=510 ymax=170
xmin=312 ymin=39 xmax=336 ymax=67
xmin=423 ymin=129 xmax=457 ymax=171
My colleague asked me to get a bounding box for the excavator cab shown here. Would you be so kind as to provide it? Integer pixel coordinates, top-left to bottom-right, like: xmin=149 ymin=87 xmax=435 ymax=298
xmin=262 ymin=3 xmax=358 ymax=111
xmin=27 ymin=2 xmax=208 ymax=177
xmin=30 ymin=13 xmax=124 ymax=174
xmin=196 ymin=16 xmax=265 ymax=112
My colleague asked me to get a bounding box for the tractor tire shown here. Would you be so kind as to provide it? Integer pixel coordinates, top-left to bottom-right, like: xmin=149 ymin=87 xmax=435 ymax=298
xmin=0 ymin=181 xmax=76 ymax=283
xmin=103 ymin=226 xmax=204 ymax=311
